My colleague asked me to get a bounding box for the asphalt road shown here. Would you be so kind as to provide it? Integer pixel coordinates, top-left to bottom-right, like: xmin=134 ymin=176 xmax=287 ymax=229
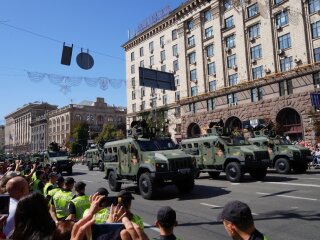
xmin=70 ymin=164 xmax=320 ymax=240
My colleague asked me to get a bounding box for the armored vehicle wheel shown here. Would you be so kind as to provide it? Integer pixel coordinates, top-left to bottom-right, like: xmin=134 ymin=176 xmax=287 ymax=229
xmin=208 ymin=172 xmax=220 ymax=179
xmin=67 ymin=167 xmax=73 ymax=175
xmin=249 ymin=168 xmax=267 ymax=181
xmin=292 ymin=163 xmax=308 ymax=174
xmin=108 ymin=171 xmax=121 ymax=192
xmin=99 ymin=161 xmax=104 ymax=172
xmin=88 ymin=163 xmax=93 ymax=171
xmin=225 ymin=162 xmax=243 ymax=182
xmin=275 ymin=158 xmax=291 ymax=174
xmin=138 ymin=173 xmax=155 ymax=200
xmin=176 ymin=178 xmax=194 ymax=194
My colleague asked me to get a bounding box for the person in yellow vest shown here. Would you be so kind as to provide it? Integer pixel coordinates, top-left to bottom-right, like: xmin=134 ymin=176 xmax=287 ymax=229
xmin=117 ymin=190 xmax=144 ymax=229
xmin=46 ymin=176 xmax=64 ymax=203
xmin=31 ymin=170 xmax=45 ymax=194
xmin=67 ymin=181 xmax=90 ymax=221
xmin=50 ymin=177 xmax=75 ymax=223
xmin=43 ymin=172 xmax=57 ymax=198
xmin=83 ymin=187 xmax=110 ymax=224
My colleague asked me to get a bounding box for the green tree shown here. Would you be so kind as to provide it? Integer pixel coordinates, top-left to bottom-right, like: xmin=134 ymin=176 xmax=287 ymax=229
xmin=69 ymin=121 xmax=89 ymax=154
xmin=95 ymin=123 xmax=125 ymax=144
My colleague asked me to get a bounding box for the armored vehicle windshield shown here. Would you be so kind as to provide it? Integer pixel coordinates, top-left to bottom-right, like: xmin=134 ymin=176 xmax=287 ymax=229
xmin=221 ymin=136 xmax=251 ymax=146
xmin=136 ymin=139 xmax=178 ymax=151
xmin=48 ymin=151 xmax=68 ymax=157
xmin=271 ymin=138 xmax=292 ymax=145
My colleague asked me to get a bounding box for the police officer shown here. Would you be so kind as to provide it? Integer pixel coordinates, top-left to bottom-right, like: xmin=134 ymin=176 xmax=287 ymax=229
xmin=50 ymin=177 xmax=75 ymax=223
xmin=154 ymin=206 xmax=181 ymax=240
xmin=83 ymin=187 xmax=110 ymax=224
xmin=67 ymin=181 xmax=90 ymax=221
xmin=43 ymin=172 xmax=57 ymax=198
xmin=46 ymin=176 xmax=64 ymax=203
xmin=31 ymin=170 xmax=45 ymax=194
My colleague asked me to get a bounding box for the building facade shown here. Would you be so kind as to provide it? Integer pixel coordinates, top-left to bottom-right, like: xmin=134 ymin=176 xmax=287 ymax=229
xmin=47 ymin=97 xmax=126 ymax=148
xmin=30 ymin=115 xmax=48 ymax=152
xmin=123 ymin=0 xmax=320 ymax=143
xmin=0 ymin=125 xmax=4 ymax=152
xmin=4 ymin=102 xmax=57 ymax=154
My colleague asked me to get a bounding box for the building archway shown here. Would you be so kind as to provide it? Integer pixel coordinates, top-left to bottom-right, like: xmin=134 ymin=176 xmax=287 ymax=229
xmin=187 ymin=123 xmax=201 ymax=138
xmin=225 ymin=116 xmax=242 ymax=133
xmin=276 ymin=107 xmax=303 ymax=141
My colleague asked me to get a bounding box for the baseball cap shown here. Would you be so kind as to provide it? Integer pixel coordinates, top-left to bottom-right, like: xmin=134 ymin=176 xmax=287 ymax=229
xmin=75 ymin=181 xmax=86 ymax=191
xmin=117 ymin=190 xmax=134 ymax=200
xmin=157 ymin=206 xmax=176 ymax=228
xmin=65 ymin=177 xmax=75 ymax=185
xmin=217 ymin=200 xmax=253 ymax=224
xmin=96 ymin=187 xmax=109 ymax=196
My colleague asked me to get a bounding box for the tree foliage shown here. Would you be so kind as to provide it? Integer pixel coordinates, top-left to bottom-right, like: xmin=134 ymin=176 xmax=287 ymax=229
xmin=95 ymin=123 xmax=125 ymax=145
xmin=69 ymin=121 xmax=89 ymax=154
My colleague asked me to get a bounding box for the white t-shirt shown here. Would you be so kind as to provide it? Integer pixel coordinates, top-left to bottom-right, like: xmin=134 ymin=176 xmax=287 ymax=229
xmin=3 ymin=197 xmax=18 ymax=237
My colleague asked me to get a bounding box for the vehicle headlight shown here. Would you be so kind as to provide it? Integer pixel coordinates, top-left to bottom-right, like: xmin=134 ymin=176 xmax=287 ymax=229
xmin=156 ymin=163 xmax=168 ymax=171
xmin=245 ymin=154 xmax=254 ymax=161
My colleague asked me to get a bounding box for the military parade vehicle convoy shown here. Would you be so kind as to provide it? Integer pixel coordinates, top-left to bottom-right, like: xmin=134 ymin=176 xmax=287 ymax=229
xmin=44 ymin=142 xmax=73 ymax=175
xmin=248 ymin=127 xmax=313 ymax=174
xmin=181 ymin=122 xmax=270 ymax=182
xmin=84 ymin=147 xmax=104 ymax=171
xmin=103 ymin=121 xmax=196 ymax=200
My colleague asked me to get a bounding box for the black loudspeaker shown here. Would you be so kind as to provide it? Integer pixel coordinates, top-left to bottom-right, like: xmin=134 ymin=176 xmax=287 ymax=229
xmin=61 ymin=43 xmax=73 ymax=66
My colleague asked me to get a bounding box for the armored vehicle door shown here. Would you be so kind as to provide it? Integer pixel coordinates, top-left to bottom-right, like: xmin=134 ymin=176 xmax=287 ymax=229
xmin=200 ymin=141 xmax=214 ymax=164
xmin=213 ymin=140 xmax=225 ymax=165
xmin=129 ymin=143 xmax=139 ymax=175
xmin=119 ymin=144 xmax=130 ymax=174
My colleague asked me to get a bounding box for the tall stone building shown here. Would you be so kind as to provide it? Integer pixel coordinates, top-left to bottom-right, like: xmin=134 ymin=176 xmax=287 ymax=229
xmin=4 ymin=102 xmax=57 ymax=154
xmin=0 ymin=125 xmax=5 ymax=153
xmin=123 ymin=0 xmax=320 ymax=143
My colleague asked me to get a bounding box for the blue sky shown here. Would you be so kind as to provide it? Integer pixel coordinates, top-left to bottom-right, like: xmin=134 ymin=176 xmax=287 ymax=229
xmin=0 ymin=0 xmax=183 ymax=123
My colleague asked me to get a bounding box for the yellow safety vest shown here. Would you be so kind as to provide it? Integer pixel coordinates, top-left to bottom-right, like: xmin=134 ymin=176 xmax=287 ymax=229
xmin=83 ymin=208 xmax=110 ymax=224
xmin=52 ymin=189 xmax=75 ymax=219
xmin=43 ymin=182 xmax=53 ymax=197
xmin=132 ymin=214 xmax=144 ymax=229
xmin=32 ymin=179 xmax=43 ymax=194
xmin=71 ymin=195 xmax=90 ymax=220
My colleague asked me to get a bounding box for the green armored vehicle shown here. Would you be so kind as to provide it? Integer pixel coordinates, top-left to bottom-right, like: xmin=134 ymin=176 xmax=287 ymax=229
xmin=85 ymin=147 xmax=104 ymax=171
xmin=44 ymin=142 xmax=73 ymax=175
xmin=248 ymin=129 xmax=312 ymax=174
xmin=181 ymin=123 xmax=270 ymax=182
xmin=103 ymin=121 xmax=196 ymax=200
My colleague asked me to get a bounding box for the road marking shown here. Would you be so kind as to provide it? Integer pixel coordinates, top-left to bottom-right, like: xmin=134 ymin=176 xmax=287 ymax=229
xmin=144 ymin=222 xmax=159 ymax=233
xmin=73 ymin=168 xmax=88 ymax=171
xmin=81 ymin=180 xmax=93 ymax=183
xmin=257 ymin=192 xmax=317 ymax=201
xmin=200 ymin=203 xmax=221 ymax=208
xmin=230 ymin=183 xmax=240 ymax=185
xmin=266 ymin=182 xmax=320 ymax=188
xmin=299 ymin=178 xmax=320 ymax=180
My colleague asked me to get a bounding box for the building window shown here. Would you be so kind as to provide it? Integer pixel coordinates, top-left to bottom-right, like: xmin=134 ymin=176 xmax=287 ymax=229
xmin=191 ymin=86 xmax=198 ymax=96
xmin=247 ymin=3 xmax=259 ymax=18
xmin=274 ymin=0 xmax=284 ymax=5
xmin=224 ymin=0 xmax=232 ymax=10
xmin=189 ymin=103 xmax=196 ymax=113
xmin=161 ymin=65 xmax=166 ymax=72
xmin=204 ymin=9 xmax=213 ymax=22
xmin=188 ymin=35 xmax=195 ymax=47
xmin=131 ymin=77 xmax=135 ymax=87
xmin=132 ymin=90 xmax=136 ymax=100
xmin=132 ymin=104 xmax=136 ymax=113
xmin=175 ymin=108 xmax=181 ymax=118
xmin=278 ymin=33 xmax=291 ymax=50
xmin=189 ymin=52 xmax=196 ymax=64
xmin=173 ymin=60 xmax=179 ymax=71
xmin=187 ymin=20 xmax=194 ymax=30
xmin=175 ymin=76 xmax=180 ymax=86
xmin=227 ymin=93 xmax=237 ymax=104
xmin=206 ymin=44 xmax=214 ymax=57
xmin=172 ymin=29 xmax=177 ymax=40
xmin=141 ymin=87 xmax=145 ymax=97
xmin=313 ymin=72 xmax=320 ymax=85
xmin=312 ymin=21 xmax=320 ymax=39
xmin=131 ymin=65 xmax=135 ymax=74
xmin=207 ymin=98 xmax=216 ymax=111
xmin=250 ymin=44 xmax=262 ymax=60
xmin=190 ymin=69 xmax=197 ymax=81
xmin=226 ymin=34 xmax=235 ymax=48
xmin=149 ymin=41 xmax=154 ymax=53
xmin=252 ymin=66 xmax=263 ymax=79
xmin=131 ymin=52 xmax=135 ymax=61
xmin=160 ymin=50 xmax=166 ymax=61
xmin=314 ymin=47 xmax=320 ymax=62
xmin=227 ymin=54 xmax=237 ymax=68
xmin=150 ymin=55 xmax=154 ymax=65
xmin=276 ymin=10 xmax=289 ymax=27
xmin=163 ymin=95 xmax=168 ymax=105
xmin=208 ymin=62 xmax=216 ymax=75
xmin=309 ymin=0 xmax=320 ymax=13
xmin=175 ymin=91 xmax=180 ymax=101
xmin=140 ymin=60 xmax=144 ymax=67
xmin=139 ymin=47 xmax=144 ymax=57
xmin=229 ymin=74 xmax=238 ymax=86
xmin=205 ymin=27 xmax=214 ymax=38
xmin=209 ymin=80 xmax=217 ymax=92
xmin=287 ymin=79 xmax=293 ymax=95
xmin=141 ymin=101 xmax=145 ymax=111
xmin=251 ymin=87 xmax=263 ymax=102
xmin=248 ymin=23 xmax=260 ymax=38
xmin=279 ymin=81 xmax=285 ymax=96
xmin=225 ymin=16 xmax=234 ymax=29
xmin=160 ymin=36 xmax=165 ymax=47
xmin=172 ymin=44 xmax=178 ymax=56
xmin=280 ymin=56 xmax=293 ymax=71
